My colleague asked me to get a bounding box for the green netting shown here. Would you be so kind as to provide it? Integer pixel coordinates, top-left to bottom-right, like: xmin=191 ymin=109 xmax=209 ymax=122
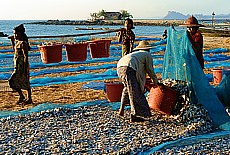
xmin=162 ymin=26 xmax=230 ymax=130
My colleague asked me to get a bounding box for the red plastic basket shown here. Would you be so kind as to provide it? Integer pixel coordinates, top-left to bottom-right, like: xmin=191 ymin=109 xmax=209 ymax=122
xmin=212 ymin=68 xmax=222 ymax=85
xmin=105 ymin=82 xmax=124 ymax=102
xmin=38 ymin=44 xmax=63 ymax=64
xmin=89 ymin=39 xmax=111 ymax=58
xmin=65 ymin=43 xmax=88 ymax=62
xmin=148 ymin=84 xmax=178 ymax=115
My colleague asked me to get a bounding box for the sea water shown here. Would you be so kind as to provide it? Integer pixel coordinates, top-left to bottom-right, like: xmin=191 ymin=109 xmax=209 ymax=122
xmin=0 ymin=20 xmax=185 ymax=44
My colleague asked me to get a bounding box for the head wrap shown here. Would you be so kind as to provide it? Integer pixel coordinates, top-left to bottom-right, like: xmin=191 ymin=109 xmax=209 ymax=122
xmin=14 ymin=24 xmax=25 ymax=33
xmin=14 ymin=24 xmax=30 ymax=50
xmin=125 ymin=18 xmax=135 ymax=29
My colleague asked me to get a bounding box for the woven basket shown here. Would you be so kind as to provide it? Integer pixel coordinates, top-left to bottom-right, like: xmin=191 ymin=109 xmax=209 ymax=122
xmin=148 ymin=84 xmax=178 ymax=115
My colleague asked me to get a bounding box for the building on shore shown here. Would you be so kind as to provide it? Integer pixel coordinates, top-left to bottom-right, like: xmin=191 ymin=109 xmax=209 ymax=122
xmin=103 ymin=12 xmax=122 ymax=20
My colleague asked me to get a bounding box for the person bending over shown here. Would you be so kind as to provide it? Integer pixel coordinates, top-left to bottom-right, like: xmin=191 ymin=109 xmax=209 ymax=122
xmin=117 ymin=41 xmax=158 ymax=122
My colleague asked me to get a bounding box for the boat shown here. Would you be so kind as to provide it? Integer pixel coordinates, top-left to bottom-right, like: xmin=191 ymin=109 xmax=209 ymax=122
xmin=0 ymin=32 xmax=8 ymax=37
xmin=199 ymin=27 xmax=230 ymax=37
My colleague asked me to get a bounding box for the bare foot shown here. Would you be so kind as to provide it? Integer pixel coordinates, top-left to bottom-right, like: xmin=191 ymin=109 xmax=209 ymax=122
xmin=130 ymin=115 xmax=144 ymax=122
xmin=16 ymin=96 xmax=25 ymax=104
xmin=118 ymin=111 xmax=124 ymax=117
xmin=24 ymin=98 xmax=33 ymax=104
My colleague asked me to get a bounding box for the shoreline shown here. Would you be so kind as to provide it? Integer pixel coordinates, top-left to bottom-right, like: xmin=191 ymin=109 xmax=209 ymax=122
xmin=26 ymin=19 xmax=186 ymax=26
xmin=24 ymin=19 xmax=230 ymax=37
xmin=25 ymin=19 xmax=230 ymax=28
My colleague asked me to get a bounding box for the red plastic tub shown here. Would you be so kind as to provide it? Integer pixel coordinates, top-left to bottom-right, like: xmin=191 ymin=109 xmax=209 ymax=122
xmin=38 ymin=44 xmax=63 ymax=64
xmin=148 ymin=84 xmax=178 ymax=115
xmin=105 ymin=82 xmax=124 ymax=102
xmin=212 ymin=68 xmax=223 ymax=85
xmin=65 ymin=43 xmax=88 ymax=62
xmin=89 ymin=39 xmax=111 ymax=58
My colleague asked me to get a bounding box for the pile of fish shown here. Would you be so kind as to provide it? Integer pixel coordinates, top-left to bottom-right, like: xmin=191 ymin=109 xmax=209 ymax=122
xmin=0 ymin=79 xmax=228 ymax=154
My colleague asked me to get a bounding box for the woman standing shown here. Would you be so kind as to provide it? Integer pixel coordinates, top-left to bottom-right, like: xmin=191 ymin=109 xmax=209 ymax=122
xmin=181 ymin=16 xmax=205 ymax=69
xmin=9 ymin=24 xmax=32 ymax=104
xmin=117 ymin=18 xmax=135 ymax=57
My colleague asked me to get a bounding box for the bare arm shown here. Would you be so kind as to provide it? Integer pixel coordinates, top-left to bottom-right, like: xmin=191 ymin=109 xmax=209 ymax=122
xmin=9 ymin=36 xmax=15 ymax=50
xmin=117 ymin=28 xmax=125 ymax=43
xmin=22 ymin=42 xmax=29 ymax=75
xmin=146 ymin=53 xmax=158 ymax=85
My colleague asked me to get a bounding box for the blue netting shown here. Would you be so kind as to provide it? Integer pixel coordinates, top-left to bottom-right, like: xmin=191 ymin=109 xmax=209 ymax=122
xmin=82 ymin=82 xmax=106 ymax=91
xmin=215 ymin=74 xmax=230 ymax=108
xmin=205 ymin=61 xmax=230 ymax=69
xmin=204 ymin=54 xmax=230 ymax=62
xmin=0 ymin=100 xmax=121 ymax=118
xmin=204 ymin=48 xmax=228 ymax=54
xmin=162 ymin=26 xmax=230 ymax=130
xmin=30 ymin=69 xmax=118 ymax=87
xmin=140 ymin=131 xmax=230 ymax=154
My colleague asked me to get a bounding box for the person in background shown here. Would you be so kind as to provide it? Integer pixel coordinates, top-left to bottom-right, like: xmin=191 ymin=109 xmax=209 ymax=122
xmin=180 ymin=16 xmax=205 ymax=104
xmin=117 ymin=41 xmax=158 ymax=122
xmin=9 ymin=24 xmax=33 ymax=104
xmin=117 ymin=18 xmax=135 ymax=57
xmin=162 ymin=29 xmax=167 ymax=39
xmin=181 ymin=15 xmax=205 ymax=69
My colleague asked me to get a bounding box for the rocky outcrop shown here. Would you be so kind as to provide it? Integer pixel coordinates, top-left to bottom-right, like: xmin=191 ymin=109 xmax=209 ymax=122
xmin=164 ymin=11 xmax=230 ymax=20
xmin=0 ymin=32 xmax=8 ymax=37
xmin=164 ymin=11 xmax=189 ymax=20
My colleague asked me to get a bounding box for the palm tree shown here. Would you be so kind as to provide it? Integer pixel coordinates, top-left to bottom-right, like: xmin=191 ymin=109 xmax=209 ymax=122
xmin=97 ymin=9 xmax=106 ymax=19
xmin=90 ymin=13 xmax=99 ymax=20
xmin=120 ymin=10 xmax=133 ymax=20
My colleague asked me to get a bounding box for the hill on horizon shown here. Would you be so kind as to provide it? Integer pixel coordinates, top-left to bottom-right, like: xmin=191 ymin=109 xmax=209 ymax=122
xmin=163 ymin=11 xmax=230 ymax=20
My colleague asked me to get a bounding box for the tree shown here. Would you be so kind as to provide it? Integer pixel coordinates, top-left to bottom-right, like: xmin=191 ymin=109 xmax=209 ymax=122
xmin=90 ymin=9 xmax=133 ymax=20
xmin=90 ymin=9 xmax=106 ymax=20
xmin=97 ymin=9 xmax=106 ymax=19
xmin=90 ymin=13 xmax=99 ymax=20
xmin=120 ymin=10 xmax=133 ymax=20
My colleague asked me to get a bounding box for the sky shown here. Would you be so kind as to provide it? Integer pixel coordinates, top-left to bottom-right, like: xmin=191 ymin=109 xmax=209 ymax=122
xmin=1 ymin=0 xmax=229 ymax=20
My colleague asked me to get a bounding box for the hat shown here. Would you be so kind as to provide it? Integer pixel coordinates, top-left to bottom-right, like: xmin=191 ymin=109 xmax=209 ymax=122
xmin=133 ymin=41 xmax=153 ymax=51
xmin=180 ymin=16 xmax=205 ymax=27
xmin=14 ymin=24 xmax=26 ymax=33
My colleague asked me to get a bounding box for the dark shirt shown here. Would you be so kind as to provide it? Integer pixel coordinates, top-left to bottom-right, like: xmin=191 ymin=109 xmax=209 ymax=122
xmin=120 ymin=29 xmax=135 ymax=56
xmin=188 ymin=31 xmax=204 ymax=69
xmin=121 ymin=30 xmax=135 ymax=46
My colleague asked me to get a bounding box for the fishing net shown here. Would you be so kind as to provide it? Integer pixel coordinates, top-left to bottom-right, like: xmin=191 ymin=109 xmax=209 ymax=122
xmin=162 ymin=26 xmax=230 ymax=130
xmin=215 ymin=74 xmax=230 ymax=108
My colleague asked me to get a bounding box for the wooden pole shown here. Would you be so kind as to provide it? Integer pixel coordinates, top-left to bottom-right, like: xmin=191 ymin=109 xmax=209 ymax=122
xmin=212 ymin=12 xmax=215 ymax=28
xmin=8 ymin=28 xmax=122 ymax=39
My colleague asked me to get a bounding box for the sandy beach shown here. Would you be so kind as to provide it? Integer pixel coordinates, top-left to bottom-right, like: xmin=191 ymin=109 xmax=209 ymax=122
xmin=0 ymin=32 xmax=230 ymax=154
xmin=0 ymin=34 xmax=230 ymax=111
